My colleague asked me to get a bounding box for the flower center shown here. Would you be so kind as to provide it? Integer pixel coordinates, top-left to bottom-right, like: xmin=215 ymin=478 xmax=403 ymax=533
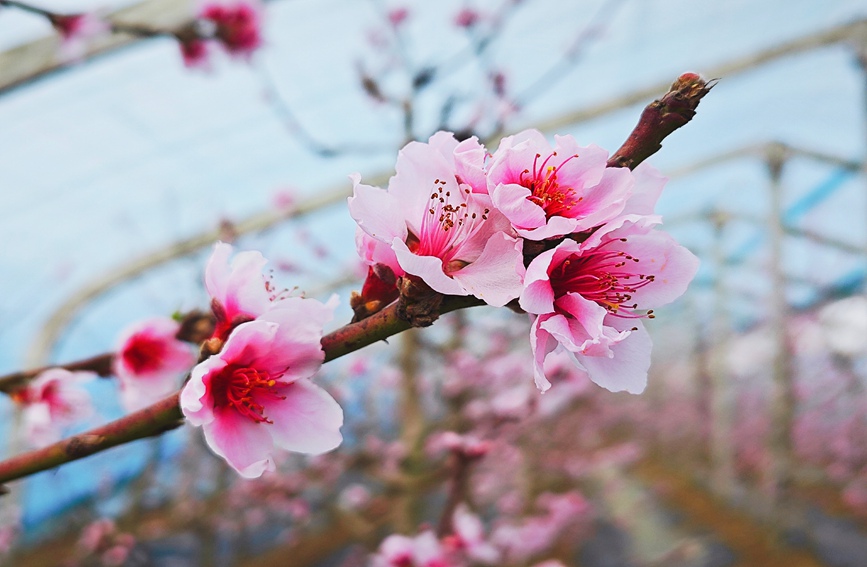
xmin=211 ymin=365 xmax=286 ymax=424
xmin=412 ymin=178 xmax=490 ymax=273
xmin=520 ymin=152 xmax=583 ymax=219
xmin=121 ymin=335 xmax=167 ymax=375
xmin=551 ymin=239 xmax=655 ymax=319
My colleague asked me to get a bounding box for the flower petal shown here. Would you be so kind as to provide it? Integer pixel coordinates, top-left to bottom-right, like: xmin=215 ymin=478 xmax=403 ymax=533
xmin=451 ymin=232 xmax=524 ymax=306
xmin=267 ymin=379 xmax=344 ymax=454
xmin=577 ymin=319 xmax=652 ymax=394
xmin=202 ymin=407 xmax=275 ymax=478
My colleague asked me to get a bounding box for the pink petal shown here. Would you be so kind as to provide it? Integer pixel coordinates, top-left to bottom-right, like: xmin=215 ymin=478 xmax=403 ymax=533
xmin=202 ymin=406 xmax=275 ymax=478
xmin=621 ymin=162 xmax=666 ymax=216
xmin=180 ymin=355 xmax=228 ymax=425
xmin=599 ymin=229 xmax=700 ymax=308
xmin=267 ymin=379 xmax=344 ymax=454
xmin=451 ymin=232 xmax=524 ymax=306
xmin=520 ymin=247 xmax=557 ymax=314
xmin=349 ymin=174 xmax=408 ymax=243
xmin=490 ymin=182 xmax=546 ymax=232
xmin=392 ymin=238 xmax=467 ymax=296
xmin=530 ymin=315 xmax=559 ymax=392
xmin=567 ymin=166 xmax=632 ymax=232
xmin=578 ymin=319 xmax=652 ymax=394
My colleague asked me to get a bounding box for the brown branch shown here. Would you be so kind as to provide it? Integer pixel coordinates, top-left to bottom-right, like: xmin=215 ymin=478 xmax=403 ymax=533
xmin=0 ymin=353 xmax=114 ymax=395
xmin=0 ymin=296 xmax=484 ymax=486
xmin=607 ymin=72 xmax=717 ymax=170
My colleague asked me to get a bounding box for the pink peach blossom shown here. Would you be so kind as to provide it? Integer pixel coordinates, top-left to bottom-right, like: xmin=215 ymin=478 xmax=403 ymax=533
xmin=13 ymin=368 xmax=94 ymax=447
xmin=520 ymin=217 xmax=698 ymax=393
xmin=350 ymin=132 xmax=523 ymax=306
xmin=487 ymin=129 xmax=634 ymax=240
xmin=206 ymin=241 xmax=290 ymax=340
xmin=114 ymin=317 xmax=196 ymax=411
xmin=180 ymin=297 xmax=343 ymax=477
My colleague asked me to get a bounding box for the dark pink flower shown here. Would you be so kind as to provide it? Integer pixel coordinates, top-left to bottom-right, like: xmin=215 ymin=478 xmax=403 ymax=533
xmin=201 ymin=1 xmax=263 ymax=57
xmin=180 ymin=38 xmax=211 ymax=68
xmin=180 ymin=298 xmax=343 ymax=477
xmin=114 ymin=317 xmax=196 ymax=411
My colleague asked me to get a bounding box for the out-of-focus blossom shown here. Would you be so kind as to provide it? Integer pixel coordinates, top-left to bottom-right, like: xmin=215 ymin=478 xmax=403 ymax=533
xmin=13 ymin=368 xmax=94 ymax=447
xmin=454 ymin=8 xmax=480 ymax=28
xmin=350 ymin=132 xmax=523 ymax=307
xmin=201 ymin=0 xmax=262 ymax=57
xmin=487 ymin=129 xmax=634 ymax=241
xmin=387 ymin=7 xmax=409 ymax=27
xmin=428 ymin=431 xmax=491 ymax=459
xmin=181 ymin=298 xmax=343 ymax=478
xmin=49 ymin=13 xmax=108 ymax=60
xmin=339 ymin=484 xmax=372 ymax=510
xmin=371 ymin=531 xmax=448 ymax=567
xmin=114 ymin=317 xmax=196 ymax=411
xmin=179 ymin=38 xmax=211 ymax=68
xmin=521 ymin=216 xmax=698 ymax=393
xmin=444 ymin=504 xmax=499 ymax=564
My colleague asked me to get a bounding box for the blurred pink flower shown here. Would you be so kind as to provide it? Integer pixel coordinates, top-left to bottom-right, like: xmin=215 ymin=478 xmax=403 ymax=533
xmin=114 ymin=317 xmax=196 ymax=411
xmin=387 ymin=7 xmax=409 ymax=27
xmin=179 ymin=38 xmax=211 ymax=68
xmin=454 ymin=8 xmax=480 ymax=28
xmin=49 ymin=13 xmax=108 ymax=61
xmin=13 ymin=368 xmax=93 ymax=447
xmin=350 ymin=132 xmax=523 ymax=306
xmin=487 ymin=129 xmax=634 ymax=240
xmin=201 ymin=1 xmax=263 ymax=58
xmin=521 ymin=216 xmax=698 ymax=393
xmin=180 ymin=298 xmax=343 ymax=477
xmin=371 ymin=531 xmax=449 ymax=567
xmin=445 ymin=504 xmax=499 ymax=564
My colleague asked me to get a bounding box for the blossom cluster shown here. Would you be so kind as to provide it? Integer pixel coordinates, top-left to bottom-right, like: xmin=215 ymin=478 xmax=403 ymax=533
xmin=350 ymin=129 xmax=699 ymax=394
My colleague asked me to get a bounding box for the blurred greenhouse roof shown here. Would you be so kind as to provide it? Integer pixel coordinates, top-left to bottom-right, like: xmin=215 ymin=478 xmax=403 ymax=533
xmin=1 ymin=0 xmax=867 ymax=531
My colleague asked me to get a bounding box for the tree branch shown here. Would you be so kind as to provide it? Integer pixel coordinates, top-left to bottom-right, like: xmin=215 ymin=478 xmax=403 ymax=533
xmin=607 ymin=72 xmax=717 ymax=169
xmin=0 ymin=296 xmax=484 ymax=486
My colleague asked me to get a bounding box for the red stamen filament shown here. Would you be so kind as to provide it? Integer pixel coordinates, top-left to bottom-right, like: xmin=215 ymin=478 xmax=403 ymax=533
xmin=413 ymin=179 xmax=489 ymax=273
xmin=519 ymin=152 xmax=583 ymax=219
xmin=212 ymin=365 xmax=286 ymax=423
xmin=552 ymin=243 xmax=655 ymax=319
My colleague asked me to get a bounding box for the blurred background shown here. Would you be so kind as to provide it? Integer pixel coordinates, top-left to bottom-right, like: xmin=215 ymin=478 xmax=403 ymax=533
xmin=1 ymin=0 xmax=867 ymax=565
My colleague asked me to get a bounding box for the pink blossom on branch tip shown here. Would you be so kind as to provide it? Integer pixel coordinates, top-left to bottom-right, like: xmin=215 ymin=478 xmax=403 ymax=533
xmin=349 ymin=132 xmax=524 ymax=307
xmin=180 ymin=297 xmax=343 ymax=478
xmin=114 ymin=317 xmax=196 ymax=412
